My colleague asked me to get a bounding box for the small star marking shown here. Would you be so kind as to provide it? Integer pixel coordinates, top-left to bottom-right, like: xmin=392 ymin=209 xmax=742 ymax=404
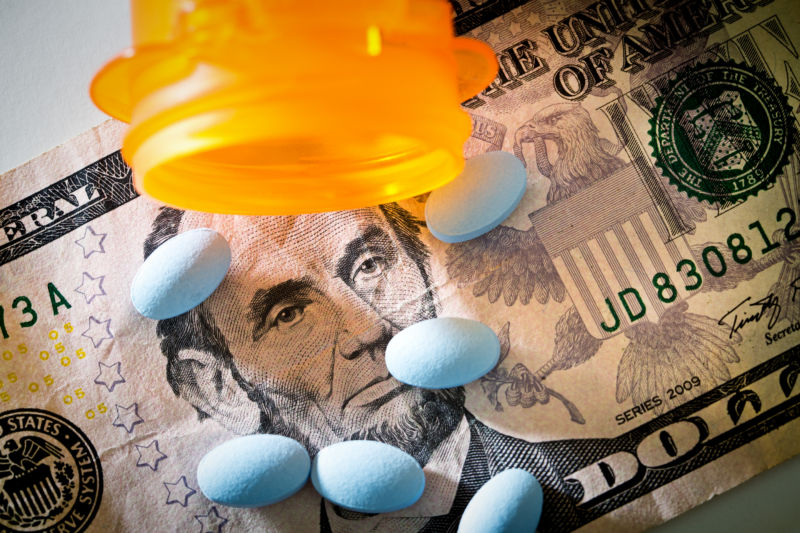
xmin=135 ymin=440 xmax=167 ymax=471
xmin=94 ymin=361 xmax=125 ymax=392
xmin=112 ymin=403 xmax=143 ymax=433
xmin=82 ymin=316 xmax=114 ymax=348
xmin=75 ymin=272 xmax=106 ymax=304
xmin=75 ymin=226 xmax=106 ymax=258
xmin=195 ymin=507 xmax=228 ymax=533
xmin=164 ymin=476 xmax=196 ymax=507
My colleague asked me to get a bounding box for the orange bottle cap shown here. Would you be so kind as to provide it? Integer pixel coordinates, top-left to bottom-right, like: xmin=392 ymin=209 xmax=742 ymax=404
xmin=91 ymin=0 xmax=497 ymax=215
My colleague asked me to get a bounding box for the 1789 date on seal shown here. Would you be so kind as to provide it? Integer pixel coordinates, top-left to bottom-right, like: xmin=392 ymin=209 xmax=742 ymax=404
xmin=0 ymin=409 xmax=102 ymax=532
xmin=650 ymin=61 xmax=795 ymax=205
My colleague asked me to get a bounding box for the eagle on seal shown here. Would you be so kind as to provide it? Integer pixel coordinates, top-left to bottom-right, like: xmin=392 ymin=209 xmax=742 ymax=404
xmin=0 ymin=437 xmax=64 ymax=478
xmin=513 ymin=103 xmax=625 ymax=204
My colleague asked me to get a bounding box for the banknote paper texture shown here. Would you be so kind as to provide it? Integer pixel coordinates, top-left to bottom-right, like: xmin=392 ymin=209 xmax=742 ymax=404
xmin=2 ymin=0 xmax=800 ymax=531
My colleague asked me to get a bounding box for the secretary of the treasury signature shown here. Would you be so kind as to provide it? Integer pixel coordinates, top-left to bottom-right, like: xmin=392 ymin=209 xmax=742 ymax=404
xmin=718 ymin=276 xmax=800 ymax=341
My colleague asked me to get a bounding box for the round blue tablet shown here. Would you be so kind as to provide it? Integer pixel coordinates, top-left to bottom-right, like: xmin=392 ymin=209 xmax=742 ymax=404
xmin=425 ymin=150 xmax=526 ymax=243
xmin=197 ymin=434 xmax=311 ymax=508
xmin=386 ymin=317 xmax=500 ymax=389
xmin=311 ymin=440 xmax=425 ymax=513
xmin=130 ymin=228 xmax=230 ymax=319
xmin=458 ymin=469 xmax=543 ymax=533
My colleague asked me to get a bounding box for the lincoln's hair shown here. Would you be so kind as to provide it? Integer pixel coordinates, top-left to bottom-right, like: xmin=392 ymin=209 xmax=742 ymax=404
xmin=143 ymin=205 xmax=436 ymax=432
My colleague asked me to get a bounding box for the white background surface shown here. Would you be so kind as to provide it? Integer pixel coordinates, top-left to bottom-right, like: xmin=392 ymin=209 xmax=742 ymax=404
xmin=1 ymin=1 xmax=798 ymax=531
xmin=0 ymin=0 xmax=129 ymax=173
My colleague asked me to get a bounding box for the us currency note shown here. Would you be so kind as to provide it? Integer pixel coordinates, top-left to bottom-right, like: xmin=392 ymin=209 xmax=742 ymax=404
xmin=2 ymin=0 xmax=800 ymax=531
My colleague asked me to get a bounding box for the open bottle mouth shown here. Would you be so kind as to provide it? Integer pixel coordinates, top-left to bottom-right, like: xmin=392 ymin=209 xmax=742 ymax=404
xmin=90 ymin=0 xmax=497 ymax=215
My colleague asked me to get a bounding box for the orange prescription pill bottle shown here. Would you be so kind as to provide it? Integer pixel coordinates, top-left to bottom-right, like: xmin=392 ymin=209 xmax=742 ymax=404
xmin=91 ymin=0 xmax=497 ymax=215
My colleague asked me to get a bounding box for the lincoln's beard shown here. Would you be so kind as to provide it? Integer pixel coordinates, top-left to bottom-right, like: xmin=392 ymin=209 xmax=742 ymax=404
xmin=348 ymin=387 xmax=465 ymax=466
xmin=250 ymin=384 xmax=465 ymax=467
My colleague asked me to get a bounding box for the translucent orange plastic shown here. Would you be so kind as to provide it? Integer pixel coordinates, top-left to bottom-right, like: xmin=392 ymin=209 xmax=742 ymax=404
xmin=90 ymin=0 xmax=497 ymax=215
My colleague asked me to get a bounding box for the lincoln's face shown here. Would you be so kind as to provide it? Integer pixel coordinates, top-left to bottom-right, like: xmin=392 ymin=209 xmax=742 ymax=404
xmin=164 ymin=205 xmax=463 ymax=462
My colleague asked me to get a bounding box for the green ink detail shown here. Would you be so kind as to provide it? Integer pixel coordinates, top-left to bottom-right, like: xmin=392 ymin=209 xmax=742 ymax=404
xmin=677 ymin=258 xmax=703 ymax=291
xmin=619 ymin=288 xmax=646 ymax=322
xmin=48 ymin=282 xmax=72 ymax=315
xmin=0 ymin=305 xmax=8 ymax=339
xmin=702 ymin=245 xmax=727 ymax=277
xmin=748 ymin=219 xmax=781 ymax=254
xmin=649 ymin=61 xmax=796 ymax=205
xmin=12 ymin=296 xmax=37 ymax=327
xmin=652 ymin=272 xmax=677 ymax=303
xmin=726 ymin=232 xmax=752 ymax=264
xmin=601 ymin=297 xmax=621 ymax=333
xmin=777 ymin=207 xmax=800 ymax=241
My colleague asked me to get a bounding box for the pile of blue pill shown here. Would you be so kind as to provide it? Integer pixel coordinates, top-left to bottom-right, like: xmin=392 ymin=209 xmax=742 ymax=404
xmin=195 ymin=437 xmax=542 ymax=531
xmin=132 ymin=151 xmax=543 ymax=531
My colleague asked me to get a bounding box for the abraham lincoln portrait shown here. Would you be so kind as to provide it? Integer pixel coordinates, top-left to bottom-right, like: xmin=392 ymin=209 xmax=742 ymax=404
xmin=143 ymin=200 xmax=589 ymax=532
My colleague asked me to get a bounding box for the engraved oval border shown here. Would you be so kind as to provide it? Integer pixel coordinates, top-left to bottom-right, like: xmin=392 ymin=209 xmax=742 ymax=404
xmin=649 ymin=61 xmax=795 ymax=205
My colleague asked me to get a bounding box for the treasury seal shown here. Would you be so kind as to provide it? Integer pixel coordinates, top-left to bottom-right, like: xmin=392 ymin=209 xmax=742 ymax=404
xmin=649 ymin=61 xmax=795 ymax=205
xmin=0 ymin=409 xmax=102 ymax=532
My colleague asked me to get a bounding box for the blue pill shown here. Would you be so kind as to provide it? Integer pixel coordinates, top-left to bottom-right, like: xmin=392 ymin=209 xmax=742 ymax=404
xmin=458 ymin=469 xmax=543 ymax=533
xmin=386 ymin=317 xmax=500 ymax=388
xmin=130 ymin=228 xmax=230 ymax=319
xmin=311 ymin=440 xmax=425 ymax=513
xmin=425 ymin=150 xmax=526 ymax=243
xmin=197 ymin=434 xmax=311 ymax=508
